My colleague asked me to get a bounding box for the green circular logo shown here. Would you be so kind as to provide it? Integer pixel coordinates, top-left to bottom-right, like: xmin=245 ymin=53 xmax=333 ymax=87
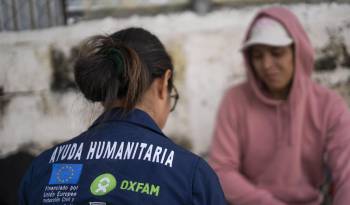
xmin=90 ymin=173 xmax=117 ymax=196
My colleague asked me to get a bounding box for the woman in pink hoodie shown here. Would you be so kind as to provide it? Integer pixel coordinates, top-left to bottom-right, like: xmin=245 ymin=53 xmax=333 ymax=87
xmin=209 ymin=6 xmax=350 ymax=205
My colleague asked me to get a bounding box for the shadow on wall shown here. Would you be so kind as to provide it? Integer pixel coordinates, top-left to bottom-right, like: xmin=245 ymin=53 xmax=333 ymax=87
xmin=50 ymin=46 xmax=79 ymax=92
xmin=313 ymin=29 xmax=350 ymax=106
xmin=315 ymin=30 xmax=350 ymax=71
xmin=0 ymin=86 xmax=10 ymax=123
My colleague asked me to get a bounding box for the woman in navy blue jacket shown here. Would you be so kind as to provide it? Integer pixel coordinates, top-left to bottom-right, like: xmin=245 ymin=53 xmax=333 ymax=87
xmin=19 ymin=27 xmax=227 ymax=205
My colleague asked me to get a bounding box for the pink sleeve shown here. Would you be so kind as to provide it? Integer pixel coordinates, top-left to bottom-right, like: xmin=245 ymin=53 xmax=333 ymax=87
xmin=208 ymin=90 xmax=286 ymax=205
xmin=325 ymin=97 xmax=350 ymax=205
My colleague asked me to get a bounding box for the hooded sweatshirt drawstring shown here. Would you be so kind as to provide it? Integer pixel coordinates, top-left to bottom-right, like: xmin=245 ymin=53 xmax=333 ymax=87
xmin=276 ymin=102 xmax=293 ymax=146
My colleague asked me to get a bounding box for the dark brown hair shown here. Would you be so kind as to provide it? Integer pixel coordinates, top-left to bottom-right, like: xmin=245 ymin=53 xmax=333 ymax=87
xmin=74 ymin=27 xmax=173 ymax=112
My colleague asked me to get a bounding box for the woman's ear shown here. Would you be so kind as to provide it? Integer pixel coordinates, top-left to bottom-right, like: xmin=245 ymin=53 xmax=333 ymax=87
xmin=150 ymin=69 xmax=172 ymax=100
xmin=157 ymin=69 xmax=172 ymax=100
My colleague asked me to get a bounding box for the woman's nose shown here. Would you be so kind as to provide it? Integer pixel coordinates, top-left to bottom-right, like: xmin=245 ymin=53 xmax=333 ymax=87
xmin=262 ymin=54 xmax=274 ymax=69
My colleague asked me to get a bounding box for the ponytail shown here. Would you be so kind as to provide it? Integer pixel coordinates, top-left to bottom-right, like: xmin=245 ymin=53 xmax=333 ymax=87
xmin=74 ymin=35 xmax=150 ymax=112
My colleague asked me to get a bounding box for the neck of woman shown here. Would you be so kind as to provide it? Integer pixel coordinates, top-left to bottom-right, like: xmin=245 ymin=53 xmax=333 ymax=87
xmin=270 ymin=90 xmax=289 ymax=100
xmin=266 ymin=83 xmax=292 ymax=100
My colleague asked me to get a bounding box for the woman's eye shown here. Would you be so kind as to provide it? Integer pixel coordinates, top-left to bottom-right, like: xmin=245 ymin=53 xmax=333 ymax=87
xmin=251 ymin=52 xmax=262 ymax=59
xmin=271 ymin=49 xmax=285 ymax=57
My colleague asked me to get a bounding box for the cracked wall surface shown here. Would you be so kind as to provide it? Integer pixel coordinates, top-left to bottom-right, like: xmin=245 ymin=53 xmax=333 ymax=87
xmin=1 ymin=3 xmax=350 ymax=157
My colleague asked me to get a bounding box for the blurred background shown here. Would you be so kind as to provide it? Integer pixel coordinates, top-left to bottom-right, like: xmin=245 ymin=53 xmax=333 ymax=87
xmin=0 ymin=0 xmax=350 ymax=204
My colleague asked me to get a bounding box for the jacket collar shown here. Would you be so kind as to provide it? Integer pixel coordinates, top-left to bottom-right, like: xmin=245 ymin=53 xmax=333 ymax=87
xmin=89 ymin=108 xmax=165 ymax=137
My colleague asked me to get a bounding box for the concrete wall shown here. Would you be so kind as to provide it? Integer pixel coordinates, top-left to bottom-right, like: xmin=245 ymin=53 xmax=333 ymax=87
xmin=1 ymin=3 xmax=350 ymax=157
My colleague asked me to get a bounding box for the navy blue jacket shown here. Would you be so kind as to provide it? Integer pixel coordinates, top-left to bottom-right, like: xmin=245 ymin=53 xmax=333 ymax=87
xmin=19 ymin=108 xmax=227 ymax=205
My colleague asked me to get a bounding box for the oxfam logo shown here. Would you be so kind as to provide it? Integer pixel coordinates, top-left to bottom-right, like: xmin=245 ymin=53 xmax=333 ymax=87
xmin=90 ymin=173 xmax=117 ymax=196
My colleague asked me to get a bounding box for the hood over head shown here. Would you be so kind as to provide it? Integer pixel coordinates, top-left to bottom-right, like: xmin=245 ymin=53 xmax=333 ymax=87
xmin=242 ymin=6 xmax=314 ymax=105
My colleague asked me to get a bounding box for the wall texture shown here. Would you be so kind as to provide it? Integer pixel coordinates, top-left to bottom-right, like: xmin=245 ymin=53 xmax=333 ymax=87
xmin=1 ymin=3 xmax=350 ymax=157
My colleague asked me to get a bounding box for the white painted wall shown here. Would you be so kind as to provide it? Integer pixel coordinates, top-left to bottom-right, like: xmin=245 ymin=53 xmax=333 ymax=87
xmin=1 ymin=3 xmax=350 ymax=157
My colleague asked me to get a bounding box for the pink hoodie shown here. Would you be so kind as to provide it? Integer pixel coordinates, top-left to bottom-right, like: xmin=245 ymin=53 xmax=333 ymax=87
xmin=209 ymin=7 xmax=350 ymax=205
